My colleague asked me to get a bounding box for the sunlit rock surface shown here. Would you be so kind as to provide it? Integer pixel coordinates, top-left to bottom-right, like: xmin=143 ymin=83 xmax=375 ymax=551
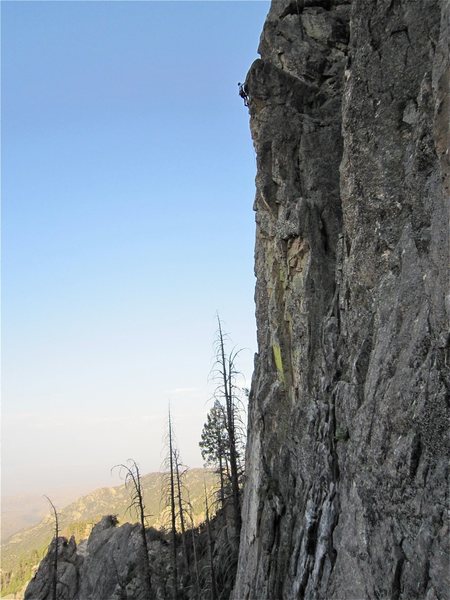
xmin=234 ymin=0 xmax=449 ymax=598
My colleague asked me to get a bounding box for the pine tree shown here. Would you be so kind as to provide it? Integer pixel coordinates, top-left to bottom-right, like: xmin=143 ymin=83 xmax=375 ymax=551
xmin=199 ymin=399 xmax=230 ymax=508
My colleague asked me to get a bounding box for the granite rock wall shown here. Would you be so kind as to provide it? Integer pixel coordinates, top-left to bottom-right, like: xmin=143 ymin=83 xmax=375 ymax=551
xmin=234 ymin=1 xmax=449 ymax=598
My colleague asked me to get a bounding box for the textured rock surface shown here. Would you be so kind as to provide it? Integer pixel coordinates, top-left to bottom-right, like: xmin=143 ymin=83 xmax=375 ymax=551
xmin=234 ymin=1 xmax=449 ymax=599
xmin=24 ymin=517 xmax=157 ymax=600
xmin=24 ymin=536 xmax=81 ymax=600
xmin=25 ymin=511 xmax=239 ymax=600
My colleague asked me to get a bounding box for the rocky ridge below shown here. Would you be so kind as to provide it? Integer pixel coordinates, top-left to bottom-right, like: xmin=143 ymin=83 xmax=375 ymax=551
xmin=2 ymin=470 xmax=216 ymax=599
xmin=25 ymin=507 xmax=238 ymax=600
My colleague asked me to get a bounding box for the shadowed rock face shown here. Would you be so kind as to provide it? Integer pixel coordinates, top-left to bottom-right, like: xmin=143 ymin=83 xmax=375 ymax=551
xmin=24 ymin=510 xmax=239 ymax=600
xmin=234 ymin=1 xmax=449 ymax=599
xmin=24 ymin=517 xmax=155 ymax=600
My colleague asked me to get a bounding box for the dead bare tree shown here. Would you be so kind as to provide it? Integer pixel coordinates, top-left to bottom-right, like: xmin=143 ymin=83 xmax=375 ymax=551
xmin=112 ymin=459 xmax=153 ymax=599
xmin=174 ymin=449 xmax=189 ymax=571
xmin=204 ymin=483 xmax=218 ymax=600
xmin=168 ymin=409 xmax=178 ymax=600
xmin=112 ymin=555 xmax=128 ymax=600
xmin=185 ymin=491 xmax=201 ymax=598
xmin=214 ymin=315 xmax=243 ymax=533
xmin=43 ymin=496 xmax=58 ymax=600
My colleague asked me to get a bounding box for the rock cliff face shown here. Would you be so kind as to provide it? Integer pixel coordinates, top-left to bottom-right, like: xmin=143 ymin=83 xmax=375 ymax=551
xmin=234 ymin=1 xmax=449 ymax=599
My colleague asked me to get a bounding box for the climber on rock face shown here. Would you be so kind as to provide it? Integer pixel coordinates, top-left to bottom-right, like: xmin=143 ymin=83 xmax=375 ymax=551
xmin=238 ymin=81 xmax=249 ymax=106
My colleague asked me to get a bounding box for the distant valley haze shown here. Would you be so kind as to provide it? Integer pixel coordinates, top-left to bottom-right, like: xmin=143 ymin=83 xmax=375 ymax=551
xmin=1 ymin=486 xmax=93 ymax=542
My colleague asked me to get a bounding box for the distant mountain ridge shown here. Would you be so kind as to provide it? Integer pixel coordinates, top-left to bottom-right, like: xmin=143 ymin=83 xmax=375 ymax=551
xmin=1 ymin=468 xmax=217 ymax=598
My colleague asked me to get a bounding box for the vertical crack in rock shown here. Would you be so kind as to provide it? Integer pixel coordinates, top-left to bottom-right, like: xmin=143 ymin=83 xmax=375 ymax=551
xmin=234 ymin=0 xmax=449 ymax=599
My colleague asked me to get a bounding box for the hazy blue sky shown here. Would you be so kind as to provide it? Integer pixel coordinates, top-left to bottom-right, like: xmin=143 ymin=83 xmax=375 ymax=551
xmin=2 ymin=0 xmax=269 ymax=496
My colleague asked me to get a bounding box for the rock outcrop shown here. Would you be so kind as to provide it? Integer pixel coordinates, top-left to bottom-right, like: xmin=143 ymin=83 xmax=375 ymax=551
xmin=25 ymin=511 xmax=238 ymax=600
xmin=234 ymin=1 xmax=449 ymax=599
xmin=24 ymin=517 xmax=158 ymax=600
xmin=2 ymin=469 xmax=218 ymax=599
